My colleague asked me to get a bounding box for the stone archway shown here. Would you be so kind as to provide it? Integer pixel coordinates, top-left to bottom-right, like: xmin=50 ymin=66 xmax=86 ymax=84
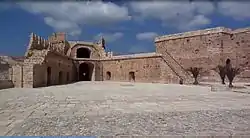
xmin=77 ymin=47 xmax=91 ymax=58
xmin=79 ymin=62 xmax=94 ymax=81
xmin=226 ymin=58 xmax=231 ymax=65
xmin=129 ymin=71 xmax=135 ymax=82
xmin=47 ymin=67 xmax=51 ymax=86
xmin=59 ymin=71 xmax=63 ymax=84
xmin=106 ymin=71 xmax=111 ymax=80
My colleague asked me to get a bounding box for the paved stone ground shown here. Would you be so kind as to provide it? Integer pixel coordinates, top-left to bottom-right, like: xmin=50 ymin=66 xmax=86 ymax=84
xmin=1 ymin=81 xmax=250 ymax=136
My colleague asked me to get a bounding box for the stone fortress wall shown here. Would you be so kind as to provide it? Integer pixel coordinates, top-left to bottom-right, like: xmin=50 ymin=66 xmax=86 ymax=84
xmin=0 ymin=26 xmax=250 ymax=89
xmin=155 ymin=27 xmax=250 ymax=82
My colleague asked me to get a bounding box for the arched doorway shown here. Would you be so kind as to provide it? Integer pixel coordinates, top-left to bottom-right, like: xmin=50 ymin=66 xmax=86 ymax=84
xmin=66 ymin=72 xmax=70 ymax=83
xmin=47 ymin=67 xmax=51 ymax=86
xmin=106 ymin=71 xmax=111 ymax=80
xmin=129 ymin=71 xmax=135 ymax=82
xmin=79 ymin=62 xmax=94 ymax=81
xmin=226 ymin=58 xmax=231 ymax=65
xmin=77 ymin=48 xmax=91 ymax=58
xmin=59 ymin=71 xmax=63 ymax=84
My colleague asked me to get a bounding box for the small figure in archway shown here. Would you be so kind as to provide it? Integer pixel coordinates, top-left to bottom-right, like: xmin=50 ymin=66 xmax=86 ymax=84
xmin=225 ymin=58 xmax=232 ymax=71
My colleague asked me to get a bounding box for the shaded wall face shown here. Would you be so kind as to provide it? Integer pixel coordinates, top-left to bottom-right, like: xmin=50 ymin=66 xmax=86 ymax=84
xmin=233 ymin=32 xmax=250 ymax=80
xmin=0 ymin=63 xmax=11 ymax=80
xmin=0 ymin=63 xmax=14 ymax=89
xmin=102 ymin=57 xmax=165 ymax=83
xmin=32 ymin=53 xmax=74 ymax=88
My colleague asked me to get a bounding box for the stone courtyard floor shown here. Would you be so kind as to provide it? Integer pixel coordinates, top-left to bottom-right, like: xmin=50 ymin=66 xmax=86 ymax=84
xmin=1 ymin=81 xmax=250 ymax=136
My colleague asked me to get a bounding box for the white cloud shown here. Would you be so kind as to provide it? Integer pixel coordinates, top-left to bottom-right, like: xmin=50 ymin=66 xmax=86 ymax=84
xmin=44 ymin=17 xmax=81 ymax=36
xmin=94 ymin=32 xmax=123 ymax=42
xmin=178 ymin=15 xmax=211 ymax=31
xmin=136 ymin=32 xmax=158 ymax=41
xmin=129 ymin=1 xmax=214 ymax=30
xmin=18 ymin=2 xmax=131 ymax=36
xmin=13 ymin=1 xmax=250 ymax=37
xmin=217 ymin=1 xmax=250 ymax=20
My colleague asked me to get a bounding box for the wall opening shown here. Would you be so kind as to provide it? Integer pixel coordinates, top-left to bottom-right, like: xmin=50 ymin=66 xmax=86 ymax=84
xmin=226 ymin=58 xmax=231 ymax=65
xmin=59 ymin=71 xmax=63 ymax=84
xmin=47 ymin=67 xmax=51 ymax=86
xmin=67 ymin=72 xmax=70 ymax=82
xmin=106 ymin=71 xmax=111 ymax=80
xmin=77 ymin=48 xmax=91 ymax=58
xmin=79 ymin=62 xmax=94 ymax=81
xmin=129 ymin=71 xmax=135 ymax=82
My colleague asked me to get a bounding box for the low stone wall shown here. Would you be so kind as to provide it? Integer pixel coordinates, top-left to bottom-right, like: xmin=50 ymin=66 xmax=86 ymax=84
xmin=0 ymin=64 xmax=11 ymax=80
xmin=0 ymin=63 xmax=14 ymax=89
xmin=0 ymin=80 xmax=14 ymax=89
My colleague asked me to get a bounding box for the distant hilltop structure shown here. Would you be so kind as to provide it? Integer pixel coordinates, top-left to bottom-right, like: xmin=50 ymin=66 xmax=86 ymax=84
xmin=0 ymin=26 xmax=249 ymax=89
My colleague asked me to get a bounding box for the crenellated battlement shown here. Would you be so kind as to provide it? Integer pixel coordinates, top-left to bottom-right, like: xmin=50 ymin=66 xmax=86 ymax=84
xmin=27 ymin=33 xmax=52 ymax=50
xmin=48 ymin=32 xmax=66 ymax=43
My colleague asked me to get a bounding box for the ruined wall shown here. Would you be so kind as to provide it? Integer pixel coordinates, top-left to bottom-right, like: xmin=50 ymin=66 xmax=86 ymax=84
xmin=34 ymin=52 xmax=74 ymax=87
xmin=48 ymin=32 xmax=66 ymax=43
xmin=155 ymin=27 xmax=250 ymax=82
xmin=22 ymin=49 xmax=47 ymax=88
xmin=22 ymin=32 xmax=75 ymax=88
xmin=0 ymin=63 xmax=13 ymax=89
xmin=0 ymin=56 xmax=24 ymax=89
xmin=101 ymin=53 xmax=177 ymax=83
xmin=12 ymin=64 xmax=23 ymax=88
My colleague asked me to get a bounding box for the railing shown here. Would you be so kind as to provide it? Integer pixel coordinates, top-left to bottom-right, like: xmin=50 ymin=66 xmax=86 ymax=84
xmin=164 ymin=50 xmax=191 ymax=77
xmin=160 ymin=56 xmax=183 ymax=81
xmin=160 ymin=50 xmax=192 ymax=83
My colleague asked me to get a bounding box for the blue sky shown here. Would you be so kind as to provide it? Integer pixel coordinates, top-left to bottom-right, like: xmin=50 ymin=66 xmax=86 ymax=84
xmin=1 ymin=1 xmax=250 ymax=56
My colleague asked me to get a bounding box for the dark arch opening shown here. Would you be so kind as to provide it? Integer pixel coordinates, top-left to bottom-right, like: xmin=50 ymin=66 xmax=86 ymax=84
xmin=47 ymin=67 xmax=51 ymax=86
xmin=226 ymin=58 xmax=231 ymax=65
xmin=129 ymin=71 xmax=135 ymax=82
xmin=66 ymin=72 xmax=70 ymax=83
xmin=106 ymin=71 xmax=111 ymax=80
xmin=59 ymin=71 xmax=63 ymax=84
xmin=77 ymin=48 xmax=91 ymax=58
xmin=79 ymin=62 xmax=94 ymax=81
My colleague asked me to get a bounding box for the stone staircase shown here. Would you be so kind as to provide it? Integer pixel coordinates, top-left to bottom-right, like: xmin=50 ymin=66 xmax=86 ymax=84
xmin=161 ymin=50 xmax=193 ymax=84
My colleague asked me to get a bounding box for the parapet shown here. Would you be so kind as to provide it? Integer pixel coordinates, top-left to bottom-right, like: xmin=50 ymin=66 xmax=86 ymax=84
xmin=48 ymin=32 xmax=66 ymax=43
xmin=155 ymin=27 xmax=232 ymax=42
xmin=232 ymin=27 xmax=250 ymax=34
xmin=105 ymin=52 xmax=162 ymax=60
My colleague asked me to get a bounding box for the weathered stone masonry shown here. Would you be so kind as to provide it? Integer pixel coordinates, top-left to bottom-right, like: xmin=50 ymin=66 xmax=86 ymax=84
xmin=155 ymin=27 xmax=250 ymax=83
xmin=0 ymin=26 xmax=249 ymax=89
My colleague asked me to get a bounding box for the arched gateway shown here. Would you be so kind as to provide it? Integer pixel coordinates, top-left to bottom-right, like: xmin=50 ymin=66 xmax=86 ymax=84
xmin=78 ymin=62 xmax=94 ymax=81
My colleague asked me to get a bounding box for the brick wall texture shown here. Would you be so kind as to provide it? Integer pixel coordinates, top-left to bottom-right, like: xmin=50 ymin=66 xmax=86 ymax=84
xmin=1 ymin=27 xmax=250 ymax=89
